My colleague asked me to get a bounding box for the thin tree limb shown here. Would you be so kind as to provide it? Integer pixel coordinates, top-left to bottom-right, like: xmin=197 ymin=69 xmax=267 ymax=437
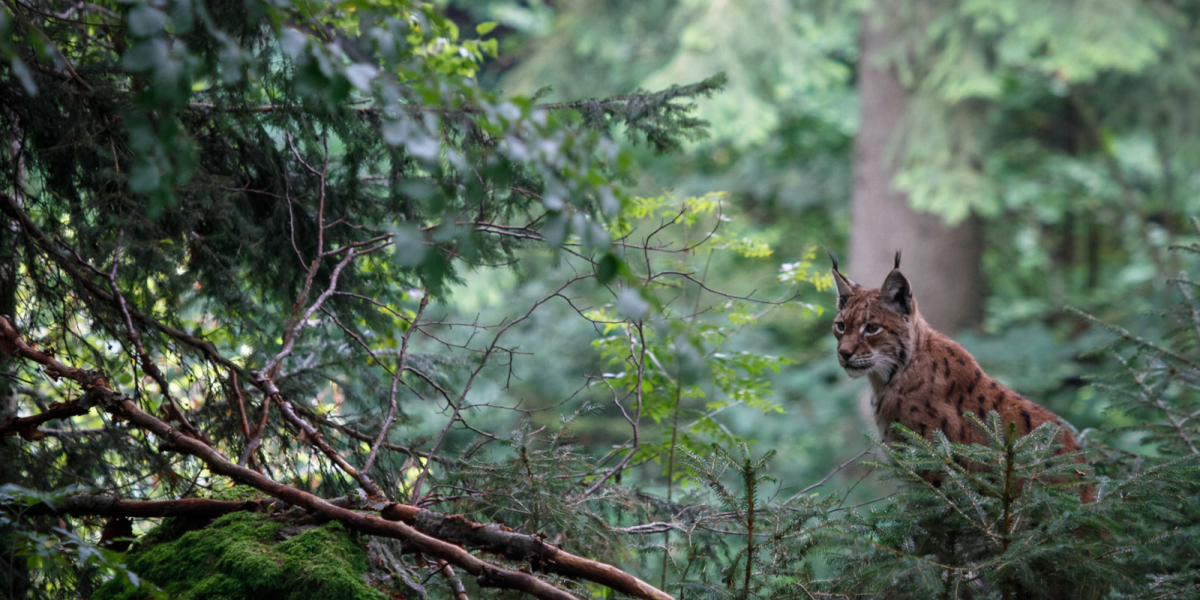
xmin=0 ymin=315 xmax=583 ymax=600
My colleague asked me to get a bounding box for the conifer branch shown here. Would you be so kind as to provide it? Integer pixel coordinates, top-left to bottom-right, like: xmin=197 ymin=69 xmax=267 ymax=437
xmin=15 ymin=495 xmax=263 ymax=519
xmin=1069 ymin=307 xmax=1200 ymax=372
xmin=0 ymin=316 xmax=597 ymax=600
xmin=1174 ymin=270 xmax=1200 ymax=344
xmin=411 ymin=272 xmax=596 ymax=503
xmin=290 ymin=401 xmax=442 ymax=463
xmin=1 ymin=192 xmax=397 ymax=495
xmin=1112 ymin=352 xmax=1199 ymax=455
xmin=0 ymin=192 xmax=259 ymax=384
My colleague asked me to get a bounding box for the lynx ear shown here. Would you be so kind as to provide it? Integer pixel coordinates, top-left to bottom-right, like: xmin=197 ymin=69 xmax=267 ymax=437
xmin=880 ymin=268 xmax=912 ymax=315
xmin=827 ymin=250 xmax=861 ymax=310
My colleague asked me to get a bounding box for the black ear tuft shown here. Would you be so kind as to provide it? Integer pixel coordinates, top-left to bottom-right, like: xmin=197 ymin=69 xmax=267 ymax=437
xmin=894 ymin=250 xmax=902 ymax=270
xmin=828 ymin=249 xmax=861 ymax=309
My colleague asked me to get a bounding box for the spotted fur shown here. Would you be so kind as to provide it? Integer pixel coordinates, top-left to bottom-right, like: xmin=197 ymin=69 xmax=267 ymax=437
xmin=830 ymin=252 xmax=1093 ymax=502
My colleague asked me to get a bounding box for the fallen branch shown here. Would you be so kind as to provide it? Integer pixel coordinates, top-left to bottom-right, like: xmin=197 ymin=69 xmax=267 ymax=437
xmin=12 ymin=488 xmax=675 ymax=600
xmin=0 ymin=316 xmax=580 ymax=600
xmin=117 ymin=399 xmax=581 ymax=599
xmin=0 ymin=316 xmax=675 ymax=600
xmin=378 ymin=503 xmax=674 ymax=600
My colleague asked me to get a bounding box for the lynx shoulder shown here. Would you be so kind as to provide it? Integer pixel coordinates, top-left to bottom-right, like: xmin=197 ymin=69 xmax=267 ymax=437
xmin=828 ymin=251 xmax=1092 ymax=502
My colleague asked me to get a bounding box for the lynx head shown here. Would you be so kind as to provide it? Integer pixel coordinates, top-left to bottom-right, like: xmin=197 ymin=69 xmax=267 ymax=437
xmin=828 ymin=250 xmax=915 ymax=382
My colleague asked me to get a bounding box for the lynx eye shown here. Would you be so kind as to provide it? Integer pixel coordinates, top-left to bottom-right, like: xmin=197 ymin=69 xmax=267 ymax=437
xmin=863 ymin=323 xmax=882 ymax=335
xmin=833 ymin=321 xmax=845 ymax=334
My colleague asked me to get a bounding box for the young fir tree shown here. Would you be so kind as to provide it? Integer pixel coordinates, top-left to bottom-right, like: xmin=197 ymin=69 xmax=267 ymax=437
xmin=636 ymin=244 xmax=1200 ymax=599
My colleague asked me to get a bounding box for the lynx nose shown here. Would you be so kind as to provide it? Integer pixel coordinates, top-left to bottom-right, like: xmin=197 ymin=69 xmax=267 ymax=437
xmin=838 ymin=348 xmax=853 ymax=360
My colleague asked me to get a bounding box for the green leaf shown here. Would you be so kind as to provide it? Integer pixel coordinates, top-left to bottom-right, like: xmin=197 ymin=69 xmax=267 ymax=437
xmin=543 ymin=213 xmax=569 ymax=247
xmin=344 ymin=63 xmax=377 ymax=92
xmin=381 ymin=118 xmax=409 ymax=146
xmin=596 ymin=252 xmax=620 ymax=284
xmin=392 ymin=223 xmax=427 ymax=267
xmin=219 ymin=44 xmax=244 ymax=83
xmin=121 ymin=40 xmax=166 ymax=73
xmin=616 ymin=288 xmax=649 ymax=320
xmin=481 ymin=38 xmax=498 ymax=58
xmin=280 ymin=28 xmax=307 ymax=58
xmin=476 ymin=22 xmax=497 ymax=36
xmin=168 ymin=0 xmax=194 ymax=33
xmin=397 ymin=180 xmax=434 ymax=201
xmin=10 ymin=58 xmax=36 ymax=96
xmin=129 ymin=162 xmax=161 ymax=193
xmin=128 ymin=5 xmax=169 ymax=38
xmin=581 ymin=219 xmax=610 ymax=251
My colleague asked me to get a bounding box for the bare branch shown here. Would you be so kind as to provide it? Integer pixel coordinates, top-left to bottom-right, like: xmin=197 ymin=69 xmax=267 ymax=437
xmin=363 ymin=295 xmax=429 ymax=483
xmin=412 ymin=275 xmax=593 ymax=502
xmin=274 ymin=394 xmax=383 ymax=496
xmin=2 ymin=319 xmax=676 ymax=600
xmin=105 ymin=237 xmax=210 ymax=445
xmin=580 ymin=320 xmax=646 ymax=499
xmin=783 ymin=449 xmax=872 ymax=504
xmin=0 ymin=316 xmax=583 ymax=600
xmin=239 ymin=392 xmax=272 ymax=469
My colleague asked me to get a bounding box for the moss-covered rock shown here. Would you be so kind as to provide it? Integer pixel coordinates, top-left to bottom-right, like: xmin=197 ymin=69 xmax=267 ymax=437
xmin=93 ymin=511 xmax=386 ymax=600
xmin=206 ymin=485 xmax=269 ymax=503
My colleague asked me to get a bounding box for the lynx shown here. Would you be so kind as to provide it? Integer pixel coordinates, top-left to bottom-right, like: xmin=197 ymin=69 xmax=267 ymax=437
xmin=830 ymin=251 xmax=1092 ymax=502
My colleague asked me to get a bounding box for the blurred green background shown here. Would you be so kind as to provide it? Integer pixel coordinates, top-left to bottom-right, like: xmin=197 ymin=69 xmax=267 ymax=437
xmin=398 ymin=0 xmax=1200 ymax=502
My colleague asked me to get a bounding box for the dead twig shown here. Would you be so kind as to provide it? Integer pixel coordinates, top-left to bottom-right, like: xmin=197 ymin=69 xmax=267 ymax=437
xmin=0 ymin=319 xmax=671 ymax=600
xmin=580 ymin=319 xmax=646 ymax=499
xmin=362 ymin=295 xmax=429 ymax=487
xmin=105 ymin=237 xmax=210 ymax=446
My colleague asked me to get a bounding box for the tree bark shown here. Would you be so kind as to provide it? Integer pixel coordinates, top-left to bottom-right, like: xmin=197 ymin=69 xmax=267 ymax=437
xmin=848 ymin=12 xmax=984 ymax=334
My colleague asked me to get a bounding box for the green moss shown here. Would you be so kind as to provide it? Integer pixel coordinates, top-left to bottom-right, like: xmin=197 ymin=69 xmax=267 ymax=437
xmin=207 ymin=485 xmax=268 ymax=502
xmin=93 ymin=511 xmax=385 ymax=600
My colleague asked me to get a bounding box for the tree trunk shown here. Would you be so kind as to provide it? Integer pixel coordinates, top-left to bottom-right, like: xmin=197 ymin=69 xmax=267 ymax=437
xmin=848 ymin=12 xmax=984 ymax=334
